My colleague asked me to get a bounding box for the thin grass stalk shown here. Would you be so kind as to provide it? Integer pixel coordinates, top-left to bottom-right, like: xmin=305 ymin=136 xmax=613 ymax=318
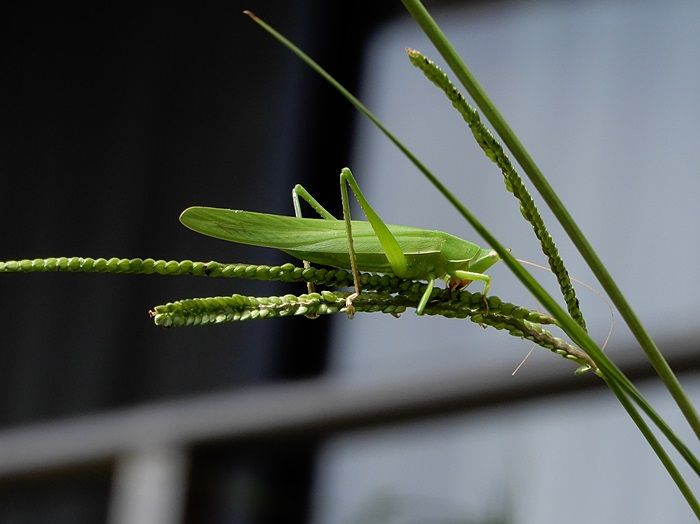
xmin=243 ymin=10 xmax=700 ymax=489
xmin=604 ymin=378 xmax=700 ymax=519
xmin=398 ymin=0 xmax=700 ymax=441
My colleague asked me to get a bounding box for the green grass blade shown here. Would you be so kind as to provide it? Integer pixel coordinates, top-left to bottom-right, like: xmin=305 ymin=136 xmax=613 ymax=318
xmin=399 ymin=0 xmax=700 ymax=442
xmin=245 ymin=9 xmax=699 ymax=487
xmin=605 ymin=377 xmax=700 ymax=519
xmin=242 ymin=11 xmax=453 ymax=210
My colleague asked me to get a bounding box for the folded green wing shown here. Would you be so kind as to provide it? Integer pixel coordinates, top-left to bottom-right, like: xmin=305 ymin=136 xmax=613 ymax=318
xmin=180 ymin=207 xmax=447 ymax=256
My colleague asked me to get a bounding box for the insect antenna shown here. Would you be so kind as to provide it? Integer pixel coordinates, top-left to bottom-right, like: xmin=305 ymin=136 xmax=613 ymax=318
xmin=516 ymin=258 xmax=615 ymax=352
xmin=511 ymin=343 xmax=536 ymax=376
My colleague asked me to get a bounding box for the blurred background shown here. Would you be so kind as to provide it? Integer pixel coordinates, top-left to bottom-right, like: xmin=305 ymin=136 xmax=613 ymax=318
xmin=1 ymin=1 xmax=698 ymax=523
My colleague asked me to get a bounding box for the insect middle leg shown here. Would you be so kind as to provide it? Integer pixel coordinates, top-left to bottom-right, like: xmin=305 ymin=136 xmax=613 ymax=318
xmin=291 ymin=184 xmax=336 ymax=315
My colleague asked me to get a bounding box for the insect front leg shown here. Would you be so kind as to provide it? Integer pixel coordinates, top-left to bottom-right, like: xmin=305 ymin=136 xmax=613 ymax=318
xmin=450 ymin=270 xmax=491 ymax=296
xmin=451 ymin=270 xmax=491 ymax=313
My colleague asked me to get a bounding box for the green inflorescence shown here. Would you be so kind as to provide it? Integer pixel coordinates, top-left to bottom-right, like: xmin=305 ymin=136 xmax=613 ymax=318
xmin=150 ymin=285 xmax=591 ymax=369
xmin=407 ymin=49 xmax=586 ymax=332
xmin=1 ymin=256 xmax=595 ymax=371
xmin=0 ymin=257 xmax=408 ymax=289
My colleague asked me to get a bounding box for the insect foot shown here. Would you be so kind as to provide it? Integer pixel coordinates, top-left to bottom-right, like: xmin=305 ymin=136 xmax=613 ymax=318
xmin=482 ymin=295 xmax=490 ymax=316
xmin=345 ymin=291 xmax=359 ymax=319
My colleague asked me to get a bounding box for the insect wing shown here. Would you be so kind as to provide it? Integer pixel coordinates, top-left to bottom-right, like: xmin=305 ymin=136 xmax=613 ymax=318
xmin=180 ymin=207 xmax=345 ymax=250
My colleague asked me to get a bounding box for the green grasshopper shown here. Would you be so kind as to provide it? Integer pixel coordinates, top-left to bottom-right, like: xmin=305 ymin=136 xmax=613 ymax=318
xmin=179 ymin=168 xmax=499 ymax=317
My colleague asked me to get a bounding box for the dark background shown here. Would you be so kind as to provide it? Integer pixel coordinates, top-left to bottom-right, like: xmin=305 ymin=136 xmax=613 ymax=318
xmin=0 ymin=2 xmax=401 ymax=522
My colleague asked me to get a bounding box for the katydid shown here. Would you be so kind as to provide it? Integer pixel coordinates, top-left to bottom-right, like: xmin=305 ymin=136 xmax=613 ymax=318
xmin=179 ymin=168 xmax=499 ymax=316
